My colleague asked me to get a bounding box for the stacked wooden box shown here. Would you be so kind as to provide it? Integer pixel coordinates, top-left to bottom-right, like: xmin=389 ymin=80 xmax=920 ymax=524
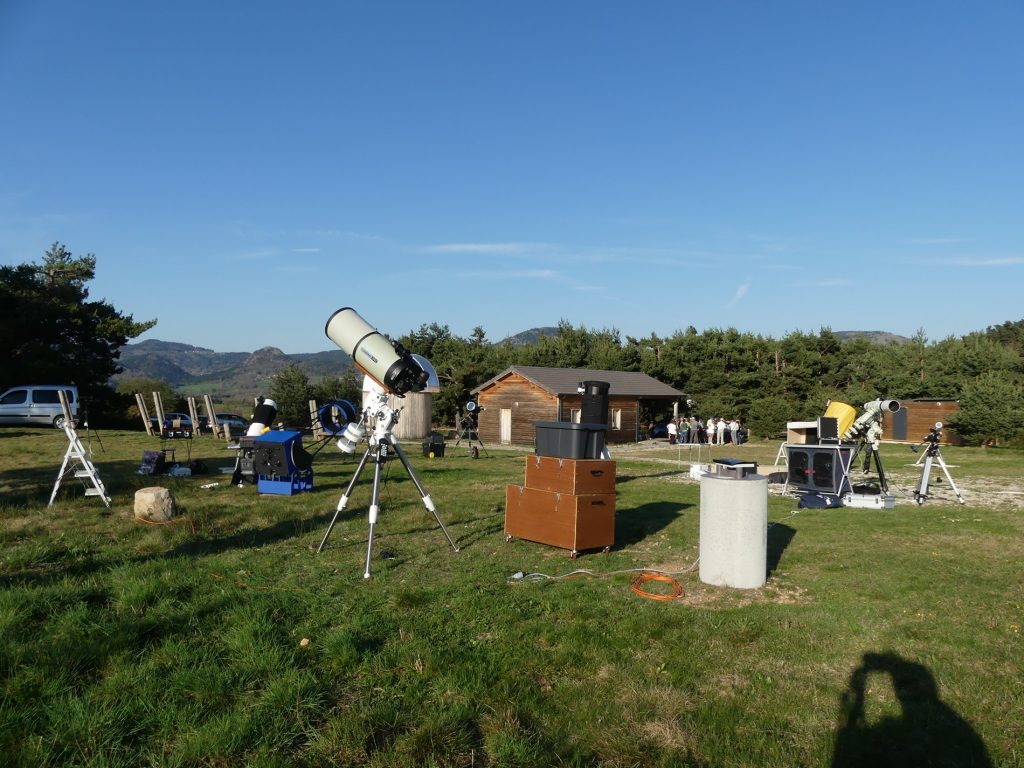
xmin=504 ymin=456 xmax=616 ymax=555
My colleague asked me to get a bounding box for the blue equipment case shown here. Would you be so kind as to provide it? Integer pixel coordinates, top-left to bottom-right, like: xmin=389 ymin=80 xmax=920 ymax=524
xmin=253 ymin=430 xmax=314 ymax=495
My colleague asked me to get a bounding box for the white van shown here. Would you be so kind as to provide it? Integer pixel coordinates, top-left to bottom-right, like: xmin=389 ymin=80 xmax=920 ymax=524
xmin=0 ymin=385 xmax=80 ymax=428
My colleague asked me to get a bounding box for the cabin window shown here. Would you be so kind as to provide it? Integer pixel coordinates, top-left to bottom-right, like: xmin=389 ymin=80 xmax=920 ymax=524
xmin=609 ymin=409 xmax=622 ymax=430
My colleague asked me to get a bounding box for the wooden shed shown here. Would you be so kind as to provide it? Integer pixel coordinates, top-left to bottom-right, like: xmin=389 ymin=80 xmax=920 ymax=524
xmin=883 ymin=399 xmax=962 ymax=445
xmin=471 ymin=366 xmax=684 ymax=446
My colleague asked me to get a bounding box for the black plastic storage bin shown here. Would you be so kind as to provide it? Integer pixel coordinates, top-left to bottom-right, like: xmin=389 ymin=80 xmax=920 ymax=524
xmin=534 ymin=421 xmax=607 ymax=460
xmin=422 ymin=432 xmax=446 ymax=458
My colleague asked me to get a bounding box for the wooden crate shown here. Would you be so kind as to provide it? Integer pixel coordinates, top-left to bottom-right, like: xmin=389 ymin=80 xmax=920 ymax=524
xmin=523 ymin=456 xmax=616 ymax=495
xmin=504 ymin=484 xmax=615 ymax=553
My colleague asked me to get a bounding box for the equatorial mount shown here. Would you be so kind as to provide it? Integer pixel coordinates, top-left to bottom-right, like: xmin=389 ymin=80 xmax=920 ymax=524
xmin=913 ymin=422 xmax=965 ymax=505
xmin=316 ymin=384 xmax=460 ymax=578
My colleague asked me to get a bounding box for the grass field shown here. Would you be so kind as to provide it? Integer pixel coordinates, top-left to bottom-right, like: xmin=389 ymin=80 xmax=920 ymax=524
xmin=1 ymin=427 xmax=1022 ymax=767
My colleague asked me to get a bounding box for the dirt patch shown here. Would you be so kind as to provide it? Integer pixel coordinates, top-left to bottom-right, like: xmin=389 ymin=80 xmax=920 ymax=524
xmin=613 ymin=442 xmax=1024 ymax=511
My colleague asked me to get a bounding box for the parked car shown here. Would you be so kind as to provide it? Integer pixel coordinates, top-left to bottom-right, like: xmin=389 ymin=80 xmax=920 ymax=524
xmin=199 ymin=413 xmax=250 ymax=434
xmin=149 ymin=412 xmax=194 ymax=434
xmin=648 ymin=421 xmax=670 ymax=439
xmin=0 ymin=385 xmax=80 ymax=428
xmin=215 ymin=413 xmax=250 ymax=431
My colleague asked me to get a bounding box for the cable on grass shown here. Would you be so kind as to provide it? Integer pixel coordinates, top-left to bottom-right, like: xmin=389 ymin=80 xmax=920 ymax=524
xmin=507 ymin=563 xmax=697 ymax=602
xmin=507 ymin=563 xmax=698 ymax=583
xmin=630 ymin=571 xmax=684 ymax=601
xmin=506 ymin=510 xmax=800 ymax=598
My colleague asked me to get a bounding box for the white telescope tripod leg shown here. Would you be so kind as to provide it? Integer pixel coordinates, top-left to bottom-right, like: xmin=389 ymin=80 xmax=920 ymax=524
xmin=390 ymin=440 xmax=460 ymax=554
xmin=363 ymin=456 xmax=385 ymax=579
xmin=934 ymin=453 xmax=966 ymax=504
xmin=915 ymin=455 xmax=934 ymax=504
xmin=915 ymin=449 xmax=965 ymax=505
xmin=317 ymin=446 xmax=373 ymax=553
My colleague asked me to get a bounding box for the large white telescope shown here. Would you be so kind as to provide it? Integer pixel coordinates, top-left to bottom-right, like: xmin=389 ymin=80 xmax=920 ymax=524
xmin=325 ymin=307 xmax=428 ymax=396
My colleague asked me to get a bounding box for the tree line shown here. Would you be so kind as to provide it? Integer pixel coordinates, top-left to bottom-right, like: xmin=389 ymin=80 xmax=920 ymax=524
xmin=3 ymin=246 xmax=1022 ymax=445
xmin=384 ymin=320 xmax=1024 ymax=446
xmin=266 ymin=318 xmax=1024 ymax=446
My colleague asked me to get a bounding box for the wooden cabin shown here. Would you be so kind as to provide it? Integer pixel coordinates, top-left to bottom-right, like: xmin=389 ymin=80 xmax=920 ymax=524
xmin=883 ymin=399 xmax=963 ymax=445
xmin=471 ymin=366 xmax=684 ymax=446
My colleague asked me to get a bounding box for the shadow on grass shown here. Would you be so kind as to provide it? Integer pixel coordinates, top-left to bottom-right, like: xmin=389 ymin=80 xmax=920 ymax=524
xmin=616 ymin=469 xmax=686 ymax=484
xmin=832 ymin=652 xmax=993 ymax=768
xmin=0 ymin=428 xmax=41 ymax=440
xmin=614 ymin=501 xmax=690 ymax=548
xmin=168 ymin=510 xmax=336 ymax=558
xmin=0 ymin=501 xmax=337 ymax=591
xmin=767 ymin=523 xmax=796 ymax=578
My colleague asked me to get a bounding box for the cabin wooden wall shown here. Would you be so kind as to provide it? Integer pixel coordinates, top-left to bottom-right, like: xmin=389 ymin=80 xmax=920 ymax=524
xmin=476 ymin=374 xmax=559 ymax=445
xmin=477 ymin=374 xmax=640 ymax=445
xmin=558 ymin=394 xmax=640 ymax=443
xmin=884 ymin=401 xmax=962 ymax=445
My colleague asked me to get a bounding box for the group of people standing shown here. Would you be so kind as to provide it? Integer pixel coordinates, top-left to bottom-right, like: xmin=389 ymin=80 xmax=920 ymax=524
xmin=664 ymin=416 xmax=746 ymax=445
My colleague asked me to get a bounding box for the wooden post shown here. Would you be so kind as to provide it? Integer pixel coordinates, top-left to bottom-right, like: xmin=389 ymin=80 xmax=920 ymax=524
xmin=151 ymin=392 xmax=166 ymax=434
xmin=309 ymin=399 xmax=323 ymax=439
xmin=187 ymin=397 xmax=202 ymax=436
xmin=136 ymin=393 xmax=154 ymax=436
xmin=203 ymin=394 xmax=222 ymax=438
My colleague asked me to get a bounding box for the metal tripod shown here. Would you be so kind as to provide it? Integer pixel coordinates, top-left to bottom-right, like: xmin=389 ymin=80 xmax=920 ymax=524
xmin=851 ymin=441 xmax=890 ymax=494
xmin=317 ymin=427 xmax=460 ymax=579
xmin=914 ymin=443 xmax=965 ymax=505
xmin=453 ymin=414 xmax=487 ymax=458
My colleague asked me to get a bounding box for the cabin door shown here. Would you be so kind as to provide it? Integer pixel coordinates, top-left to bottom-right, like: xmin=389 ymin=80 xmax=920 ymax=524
xmin=499 ymin=409 xmax=512 ymax=444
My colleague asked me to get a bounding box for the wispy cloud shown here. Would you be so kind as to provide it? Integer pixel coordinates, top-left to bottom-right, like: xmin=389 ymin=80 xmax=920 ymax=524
xmin=291 ymin=247 xmax=320 ymax=254
xmin=941 ymin=256 xmax=1024 ymax=266
xmin=227 ymin=248 xmax=279 ymax=262
xmin=903 ymin=237 xmax=967 ymax=246
xmin=793 ymin=277 xmax=853 ymax=288
xmin=427 ymin=266 xmax=606 ymax=293
xmin=463 ymin=268 xmax=561 ymax=280
xmin=305 ymin=229 xmax=387 ymax=243
xmin=726 ymin=283 xmax=750 ymax=307
xmin=424 ymin=242 xmax=546 ymax=254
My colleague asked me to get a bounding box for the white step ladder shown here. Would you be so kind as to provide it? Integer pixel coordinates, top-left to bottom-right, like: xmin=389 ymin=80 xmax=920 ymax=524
xmin=48 ymin=392 xmax=111 ymax=508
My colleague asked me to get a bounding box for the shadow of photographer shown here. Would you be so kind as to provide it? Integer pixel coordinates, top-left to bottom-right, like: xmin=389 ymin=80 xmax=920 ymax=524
xmin=832 ymin=651 xmax=992 ymax=768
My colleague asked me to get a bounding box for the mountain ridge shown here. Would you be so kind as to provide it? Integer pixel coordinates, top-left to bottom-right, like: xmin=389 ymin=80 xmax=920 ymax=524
xmin=114 ymin=328 xmax=909 ymax=399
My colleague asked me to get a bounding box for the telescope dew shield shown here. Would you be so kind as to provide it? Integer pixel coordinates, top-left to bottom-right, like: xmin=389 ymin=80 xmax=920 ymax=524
xmin=325 ymin=307 xmax=428 ymax=395
xmin=824 ymin=401 xmax=858 ymax=439
xmin=247 ymin=398 xmax=278 ymax=436
xmin=580 ymin=380 xmax=610 ymax=426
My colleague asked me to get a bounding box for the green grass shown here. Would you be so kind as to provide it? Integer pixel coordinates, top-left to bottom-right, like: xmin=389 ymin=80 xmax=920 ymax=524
xmin=2 ymin=428 xmax=1023 ymax=766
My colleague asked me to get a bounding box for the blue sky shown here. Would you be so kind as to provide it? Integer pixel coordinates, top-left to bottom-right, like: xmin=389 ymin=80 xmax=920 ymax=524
xmin=2 ymin=1 xmax=1022 ymax=353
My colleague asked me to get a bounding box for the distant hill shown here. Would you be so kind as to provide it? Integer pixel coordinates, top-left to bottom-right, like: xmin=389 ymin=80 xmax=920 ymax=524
xmin=834 ymin=331 xmax=912 ymax=345
xmin=114 ymin=339 xmax=351 ymax=399
xmin=498 ymin=327 xmax=559 ymax=346
xmin=114 ymin=328 xmax=911 ymax=399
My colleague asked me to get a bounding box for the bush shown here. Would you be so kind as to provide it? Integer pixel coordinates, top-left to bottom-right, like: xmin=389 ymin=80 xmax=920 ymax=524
xmin=946 ymin=371 xmax=1024 ymax=445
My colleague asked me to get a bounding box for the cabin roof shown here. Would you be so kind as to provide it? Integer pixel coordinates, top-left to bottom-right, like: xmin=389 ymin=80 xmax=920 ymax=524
xmin=472 ymin=366 xmax=684 ymax=399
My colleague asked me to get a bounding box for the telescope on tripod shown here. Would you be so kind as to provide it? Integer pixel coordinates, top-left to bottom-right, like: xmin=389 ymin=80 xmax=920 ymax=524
xmin=316 ymin=307 xmax=460 ymax=578
xmin=454 ymin=400 xmax=487 ymax=458
xmin=912 ymin=422 xmax=965 ymax=505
